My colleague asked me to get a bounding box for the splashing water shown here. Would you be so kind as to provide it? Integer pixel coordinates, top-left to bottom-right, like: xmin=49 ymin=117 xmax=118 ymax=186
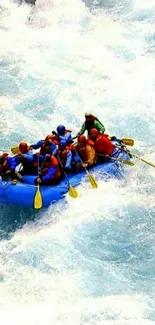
xmin=0 ymin=0 xmax=155 ymax=324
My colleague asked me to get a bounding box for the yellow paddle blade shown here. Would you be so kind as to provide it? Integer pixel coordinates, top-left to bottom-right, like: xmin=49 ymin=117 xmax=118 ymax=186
xmin=34 ymin=185 xmax=43 ymax=209
xmin=68 ymin=185 xmax=78 ymax=198
xmin=88 ymin=173 xmax=98 ymax=188
xmin=117 ymin=158 xmax=134 ymax=166
xmin=121 ymin=138 xmax=134 ymax=146
xmin=11 ymin=145 xmax=19 ymax=155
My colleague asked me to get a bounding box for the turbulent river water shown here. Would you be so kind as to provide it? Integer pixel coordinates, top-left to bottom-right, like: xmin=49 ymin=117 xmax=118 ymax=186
xmin=0 ymin=0 xmax=155 ymax=324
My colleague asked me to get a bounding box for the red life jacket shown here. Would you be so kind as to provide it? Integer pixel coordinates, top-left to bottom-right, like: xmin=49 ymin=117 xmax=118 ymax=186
xmin=51 ymin=135 xmax=59 ymax=145
xmin=87 ymin=139 xmax=95 ymax=147
xmin=95 ymin=135 xmax=114 ymax=156
xmin=40 ymin=135 xmax=59 ymax=155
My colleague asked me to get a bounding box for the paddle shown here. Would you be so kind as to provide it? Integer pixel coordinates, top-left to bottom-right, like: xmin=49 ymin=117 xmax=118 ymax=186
xmin=34 ymin=155 xmax=43 ymax=209
xmin=57 ymin=156 xmax=78 ymax=198
xmin=97 ymin=153 xmax=134 ymax=166
xmin=11 ymin=145 xmax=20 ymax=155
xmin=74 ymin=149 xmax=98 ymax=188
xmin=118 ymin=138 xmax=134 ymax=146
xmin=115 ymin=144 xmax=155 ymax=169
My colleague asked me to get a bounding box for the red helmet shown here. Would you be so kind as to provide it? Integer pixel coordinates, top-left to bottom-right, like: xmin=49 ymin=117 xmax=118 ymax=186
xmin=45 ymin=135 xmax=53 ymax=143
xmin=78 ymin=135 xmax=87 ymax=144
xmin=19 ymin=142 xmax=28 ymax=153
xmin=89 ymin=128 xmax=99 ymax=139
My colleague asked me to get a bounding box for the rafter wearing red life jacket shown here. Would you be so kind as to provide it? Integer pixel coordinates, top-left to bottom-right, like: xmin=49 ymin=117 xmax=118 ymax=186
xmin=89 ymin=128 xmax=114 ymax=156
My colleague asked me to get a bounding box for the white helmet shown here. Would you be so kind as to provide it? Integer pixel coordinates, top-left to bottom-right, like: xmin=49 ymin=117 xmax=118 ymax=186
xmin=85 ymin=112 xmax=92 ymax=117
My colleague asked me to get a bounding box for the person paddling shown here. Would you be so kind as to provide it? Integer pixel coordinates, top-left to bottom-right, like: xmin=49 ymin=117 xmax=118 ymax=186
xmin=74 ymin=135 xmax=96 ymax=170
xmin=35 ymin=154 xmax=61 ymax=186
xmin=89 ymin=128 xmax=115 ymax=161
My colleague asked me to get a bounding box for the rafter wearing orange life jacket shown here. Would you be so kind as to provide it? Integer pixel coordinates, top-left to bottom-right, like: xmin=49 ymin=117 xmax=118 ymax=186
xmin=89 ymin=128 xmax=114 ymax=156
xmin=75 ymin=135 xmax=96 ymax=166
xmin=39 ymin=154 xmax=61 ymax=185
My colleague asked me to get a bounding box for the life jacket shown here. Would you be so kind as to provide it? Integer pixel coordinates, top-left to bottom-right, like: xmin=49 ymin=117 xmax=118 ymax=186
xmin=42 ymin=156 xmax=61 ymax=180
xmin=95 ymin=135 xmax=114 ymax=156
xmin=75 ymin=143 xmax=96 ymax=165
xmin=87 ymin=139 xmax=95 ymax=148
xmin=40 ymin=135 xmax=59 ymax=155
xmin=51 ymin=135 xmax=59 ymax=145
xmin=85 ymin=116 xmax=104 ymax=135
xmin=66 ymin=144 xmax=75 ymax=151
xmin=75 ymin=144 xmax=89 ymax=162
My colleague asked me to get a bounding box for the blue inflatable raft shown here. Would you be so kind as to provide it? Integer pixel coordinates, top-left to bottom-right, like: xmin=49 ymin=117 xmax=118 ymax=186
xmin=0 ymin=143 xmax=131 ymax=209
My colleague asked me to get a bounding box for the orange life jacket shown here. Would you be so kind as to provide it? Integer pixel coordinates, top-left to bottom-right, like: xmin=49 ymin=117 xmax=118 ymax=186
xmin=75 ymin=144 xmax=96 ymax=165
xmin=42 ymin=156 xmax=61 ymax=180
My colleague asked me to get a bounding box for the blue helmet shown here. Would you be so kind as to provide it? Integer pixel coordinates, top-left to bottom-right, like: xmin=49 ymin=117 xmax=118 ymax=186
xmin=57 ymin=125 xmax=66 ymax=135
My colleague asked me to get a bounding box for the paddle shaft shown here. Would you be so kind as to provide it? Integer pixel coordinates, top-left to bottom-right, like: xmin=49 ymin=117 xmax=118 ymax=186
xmin=57 ymin=155 xmax=71 ymax=185
xmin=114 ymin=144 xmax=155 ymax=169
xmin=37 ymin=154 xmax=40 ymax=193
xmin=74 ymin=148 xmax=89 ymax=174
xmin=97 ymin=153 xmax=134 ymax=166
